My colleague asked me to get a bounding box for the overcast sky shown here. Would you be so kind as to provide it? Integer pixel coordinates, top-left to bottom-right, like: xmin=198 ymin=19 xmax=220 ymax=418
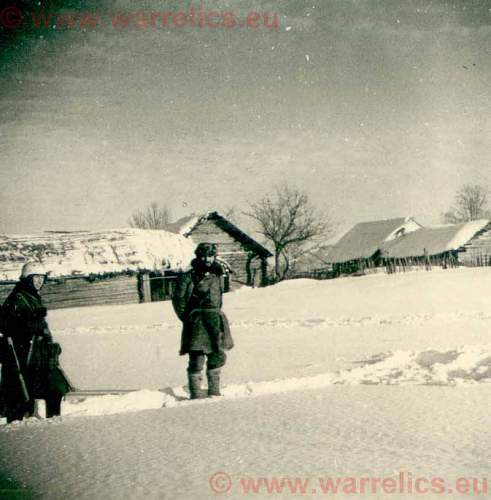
xmin=0 ymin=0 xmax=490 ymax=234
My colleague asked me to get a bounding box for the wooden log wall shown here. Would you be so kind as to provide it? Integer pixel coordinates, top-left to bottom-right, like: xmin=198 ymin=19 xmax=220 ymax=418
xmin=459 ymin=227 xmax=491 ymax=266
xmin=42 ymin=275 xmax=140 ymax=309
xmin=148 ymin=274 xmax=177 ymax=302
xmin=189 ymin=219 xmax=266 ymax=288
xmin=0 ymin=282 xmax=15 ymax=304
xmin=0 ymin=275 xmax=140 ymax=310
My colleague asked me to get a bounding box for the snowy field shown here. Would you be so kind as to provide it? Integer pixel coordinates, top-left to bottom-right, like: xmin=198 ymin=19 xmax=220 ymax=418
xmin=1 ymin=268 xmax=490 ymax=499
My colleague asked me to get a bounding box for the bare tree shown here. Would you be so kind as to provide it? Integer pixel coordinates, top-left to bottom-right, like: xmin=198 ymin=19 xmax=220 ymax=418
xmin=129 ymin=202 xmax=172 ymax=230
xmin=442 ymin=184 xmax=490 ymax=224
xmin=245 ymin=184 xmax=331 ymax=282
xmin=223 ymin=206 xmax=239 ymax=221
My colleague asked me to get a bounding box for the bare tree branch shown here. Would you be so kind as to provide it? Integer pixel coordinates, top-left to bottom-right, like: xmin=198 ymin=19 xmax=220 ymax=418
xmin=244 ymin=183 xmax=331 ymax=281
xmin=128 ymin=202 xmax=172 ymax=230
xmin=442 ymin=185 xmax=490 ymax=224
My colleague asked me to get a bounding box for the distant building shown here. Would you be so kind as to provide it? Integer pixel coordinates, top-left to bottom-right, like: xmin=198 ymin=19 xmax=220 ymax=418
xmin=444 ymin=221 xmax=491 ymax=266
xmin=289 ymin=245 xmax=334 ymax=274
xmin=380 ymin=219 xmax=489 ymax=265
xmin=166 ymin=211 xmax=272 ymax=289
xmin=326 ymin=217 xmax=491 ymax=275
xmin=326 ymin=217 xmax=422 ymax=274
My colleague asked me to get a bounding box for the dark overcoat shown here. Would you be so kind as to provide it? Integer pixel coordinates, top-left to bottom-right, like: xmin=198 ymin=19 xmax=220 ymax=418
xmin=0 ymin=280 xmax=72 ymax=405
xmin=172 ymin=262 xmax=234 ymax=356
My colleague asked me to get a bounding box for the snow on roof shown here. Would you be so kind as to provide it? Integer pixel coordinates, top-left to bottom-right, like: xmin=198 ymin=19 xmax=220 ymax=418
xmin=163 ymin=214 xmax=200 ymax=236
xmin=382 ymin=220 xmax=490 ymax=258
xmin=166 ymin=211 xmax=272 ymax=257
xmin=447 ymin=219 xmax=490 ymax=250
xmin=0 ymin=228 xmax=196 ymax=281
xmin=327 ymin=217 xmax=416 ymax=263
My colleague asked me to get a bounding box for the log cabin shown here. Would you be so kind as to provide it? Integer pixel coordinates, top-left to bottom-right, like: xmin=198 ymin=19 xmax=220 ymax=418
xmin=166 ymin=211 xmax=272 ymax=289
xmin=0 ymin=229 xmax=194 ymax=309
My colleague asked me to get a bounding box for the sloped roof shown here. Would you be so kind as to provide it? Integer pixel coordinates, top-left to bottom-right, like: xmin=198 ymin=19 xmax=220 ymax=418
xmin=382 ymin=220 xmax=490 ymax=258
xmin=327 ymin=217 xmax=412 ymax=263
xmin=291 ymin=245 xmax=334 ymax=272
xmin=0 ymin=228 xmax=196 ymax=281
xmin=163 ymin=214 xmax=199 ymax=236
xmin=166 ymin=211 xmax=272 ymax=258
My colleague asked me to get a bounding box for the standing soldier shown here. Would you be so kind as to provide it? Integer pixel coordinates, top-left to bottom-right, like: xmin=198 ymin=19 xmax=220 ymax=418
xmin=0 ymin=262 xmax=72 ymax=423
xmin=172 ymin=243 xmax=234 ymax=399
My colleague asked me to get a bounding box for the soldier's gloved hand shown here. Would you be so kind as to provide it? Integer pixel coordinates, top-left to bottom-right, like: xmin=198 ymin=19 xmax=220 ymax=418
xmin=42 ymin=327 xmax=54 ymax=343
xmin=35 ymin=307 xmax=47 ymax=318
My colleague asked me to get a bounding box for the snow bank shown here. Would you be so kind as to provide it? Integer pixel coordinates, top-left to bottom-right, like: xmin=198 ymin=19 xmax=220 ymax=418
xmin=2 ymin=343 xmax=489 ymax=427
xmin=63 ymin=390 xmax=177 ymax=417
xmin=232 ymin=343 xmax=491 ymax=388
xmin=341 ymin=343 xmax=491 ymax=385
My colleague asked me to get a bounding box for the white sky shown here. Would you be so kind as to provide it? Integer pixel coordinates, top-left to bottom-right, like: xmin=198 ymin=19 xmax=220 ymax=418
xmin=0 ymin=0 xmax=490 ymax=233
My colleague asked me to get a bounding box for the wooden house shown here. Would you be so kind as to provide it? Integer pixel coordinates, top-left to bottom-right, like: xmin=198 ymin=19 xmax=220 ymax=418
xmin=166 ymin=211 xmax=272 ymax=289
xmin=450 ymin=221 xmax=491 ymax=266
xmin=0 ymin=229 xmax=195 ymax=309
xmin=380 ymin=219 xmax=490 ymax=270
xmin=326 ymin=217 xmax=422 ymax=274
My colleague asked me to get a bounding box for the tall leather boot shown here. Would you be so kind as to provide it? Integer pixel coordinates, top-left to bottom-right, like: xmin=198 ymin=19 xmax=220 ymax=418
xmin=5 ymin=400 xmax=30 ymax=423
xmin=187 ymin=371 xmax=207 ymax=400
xmin=6 ymin=406 xmax=25 ymax=424
xmin=46 ymin=395 xmax=62 ymax=418
xmin=207 ymin=368 xmax=221 ymax=397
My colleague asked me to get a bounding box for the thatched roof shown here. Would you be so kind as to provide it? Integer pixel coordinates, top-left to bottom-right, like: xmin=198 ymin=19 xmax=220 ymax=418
xmin=0 ymin=229 xmax=196 ymax=281
xmin=381 ymin=220 xmax=490 ymax=258
xmin=166 ymin=211 xmax=272 ymax=258
xmin=327 ymin=217 xmax=419 ymax=263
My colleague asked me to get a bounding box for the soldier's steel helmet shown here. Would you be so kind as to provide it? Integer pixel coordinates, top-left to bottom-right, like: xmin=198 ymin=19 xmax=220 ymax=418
xmin=194 ymin=242 xmax=217 ymax=258
xmin=20 ymin=262 xmax=48 ymax=278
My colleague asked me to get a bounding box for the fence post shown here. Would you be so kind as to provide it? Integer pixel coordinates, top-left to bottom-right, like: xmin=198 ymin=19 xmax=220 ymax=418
xmin=139 ymin=272 xmax=152 ymax=303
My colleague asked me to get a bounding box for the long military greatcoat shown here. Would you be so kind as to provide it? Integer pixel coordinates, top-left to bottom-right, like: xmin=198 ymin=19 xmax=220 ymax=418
xmin=0 ymin=280 xmax=72 ymax=405
xmin=172 ymin=261 xmax=234 ymax=356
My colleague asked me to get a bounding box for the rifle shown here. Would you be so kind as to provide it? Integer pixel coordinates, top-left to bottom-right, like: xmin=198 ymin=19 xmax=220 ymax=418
xmin=6 ymin=337 xmax=30 ymax=404
xmin=26 ymin=336 xmax=36 ymax=367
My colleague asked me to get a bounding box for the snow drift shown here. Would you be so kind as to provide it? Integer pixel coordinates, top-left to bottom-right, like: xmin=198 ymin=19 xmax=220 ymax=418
xmin=2 ymin=343 xmax=489 ymax=427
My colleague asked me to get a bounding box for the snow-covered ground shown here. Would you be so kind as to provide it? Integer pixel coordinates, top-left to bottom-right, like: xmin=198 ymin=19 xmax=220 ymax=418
xmin=1 ymin=268 xmax=490 ymax=499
